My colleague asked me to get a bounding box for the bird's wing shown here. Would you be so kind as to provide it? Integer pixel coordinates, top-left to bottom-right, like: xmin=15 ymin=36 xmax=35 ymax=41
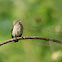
xmin=21 ymin=24 xmax=23 ymax=33
xmin=11 ymin=25 xmax=13 ymax=38
xmin=19 ymin=23 xmax=23 ymax=37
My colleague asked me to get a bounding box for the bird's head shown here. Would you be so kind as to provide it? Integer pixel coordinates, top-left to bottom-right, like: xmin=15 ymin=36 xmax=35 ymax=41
xmin=13 ymin=20 xmax=21 ymax=25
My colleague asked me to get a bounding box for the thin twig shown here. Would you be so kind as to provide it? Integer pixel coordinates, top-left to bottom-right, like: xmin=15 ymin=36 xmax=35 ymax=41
xmin=0 ymin=36 xmax=62 ymax=46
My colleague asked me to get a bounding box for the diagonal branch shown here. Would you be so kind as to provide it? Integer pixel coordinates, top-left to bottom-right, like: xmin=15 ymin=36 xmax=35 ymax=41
xmin=0 ymin=36 xmax=62 ymax=46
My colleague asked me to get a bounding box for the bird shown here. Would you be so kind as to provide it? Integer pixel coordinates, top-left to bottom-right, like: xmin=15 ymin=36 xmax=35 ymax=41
xmin=11 ymin=20 xmax=23 ymax=42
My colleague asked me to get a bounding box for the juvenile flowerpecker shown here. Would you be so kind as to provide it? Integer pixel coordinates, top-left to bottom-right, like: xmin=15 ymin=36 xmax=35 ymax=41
xmin=11 ymin=20 xmax=23 ymax=42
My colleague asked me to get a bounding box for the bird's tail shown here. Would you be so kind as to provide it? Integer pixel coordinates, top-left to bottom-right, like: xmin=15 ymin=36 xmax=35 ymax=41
xmin=14 ymin=38 xmax=18 ymax=42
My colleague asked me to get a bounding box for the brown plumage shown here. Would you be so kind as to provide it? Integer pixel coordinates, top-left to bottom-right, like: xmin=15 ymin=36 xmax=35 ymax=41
xmin=11 ymin=20 xmax=23 ymax=42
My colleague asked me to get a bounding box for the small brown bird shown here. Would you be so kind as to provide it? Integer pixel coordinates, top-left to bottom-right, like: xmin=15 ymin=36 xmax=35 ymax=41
xmin=11 ymin=20 xmax=23 ymax=42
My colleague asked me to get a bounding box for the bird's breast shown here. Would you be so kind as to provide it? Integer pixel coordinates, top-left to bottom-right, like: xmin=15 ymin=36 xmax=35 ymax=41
xmin=12 ymin=24 xmax=22 ymax=36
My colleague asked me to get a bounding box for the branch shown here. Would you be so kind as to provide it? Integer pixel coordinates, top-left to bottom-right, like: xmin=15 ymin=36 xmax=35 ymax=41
xmin=0 ymin=36 xmax=62 ymax=46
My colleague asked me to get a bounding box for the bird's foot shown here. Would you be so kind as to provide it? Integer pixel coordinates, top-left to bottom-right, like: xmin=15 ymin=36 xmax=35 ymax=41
xmin=14 ymin=38 xmax=18 ymax=42
xmin=21 ymin=36 xmax=24 ymax=39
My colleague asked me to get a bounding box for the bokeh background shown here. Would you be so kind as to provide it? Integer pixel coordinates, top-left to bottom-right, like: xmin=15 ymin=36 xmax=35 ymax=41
xmin=0 ymin=0 xmax=62 ymax=62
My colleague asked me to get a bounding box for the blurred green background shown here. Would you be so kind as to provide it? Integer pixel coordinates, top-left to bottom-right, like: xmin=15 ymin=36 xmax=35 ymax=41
xmin=0 ymin=0 xmax=62 ymax=62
